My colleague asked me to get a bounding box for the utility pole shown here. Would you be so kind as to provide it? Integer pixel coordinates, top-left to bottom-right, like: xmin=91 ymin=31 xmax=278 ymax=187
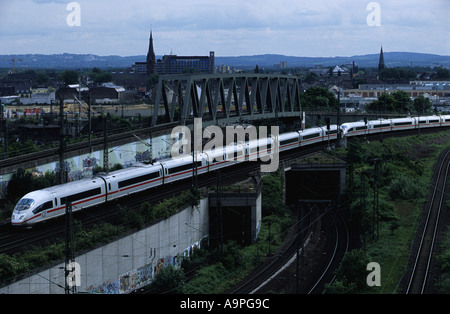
xmin=59 ymin=98 xmax=65 ymax=184
xmin=64 ymin=201 xmax=76 ymax=294
xmin=216 ymin=170 xmax=223 ymax=259
xmin=296 ymin=200 xmax=305 ymax=294
xmin=336 ymin=88 xmax=341 ymax=148
xmin=88 ymin=95 xmax=92 ymax=154
xmin=372 ymin=159 xmax=381 ymax=240
xmin=103 ymin=113 xmax=109 ymax=172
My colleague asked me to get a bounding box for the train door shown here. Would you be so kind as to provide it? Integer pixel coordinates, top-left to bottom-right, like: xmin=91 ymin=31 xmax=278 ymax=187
xmin=48 ymin=192 xmax=58 ymax=218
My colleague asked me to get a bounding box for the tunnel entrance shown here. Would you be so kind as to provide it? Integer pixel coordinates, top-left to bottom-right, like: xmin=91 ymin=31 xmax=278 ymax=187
xmin=208 ymin=177 xmax=262 ymax=249
xmin=285 ymin=159 xmax=346 ymax=206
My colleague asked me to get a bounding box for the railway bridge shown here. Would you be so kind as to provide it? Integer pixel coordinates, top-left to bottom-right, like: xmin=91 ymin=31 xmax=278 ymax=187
xmin=151 ymin=73 xmax=303 ymax=127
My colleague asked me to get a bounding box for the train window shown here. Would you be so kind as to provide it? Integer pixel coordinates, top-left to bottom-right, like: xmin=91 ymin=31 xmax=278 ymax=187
xmin=108 ymin=183 xmax=111 ymax=190
xmin=168 ymin=161 xmax=202 ymax=175
xmin=14 ymin=198 xmax=35 ymax=211
xmin=280 ymin=138 xmax=298 ymax=146
xmin=373 ymin=124 xmax=390 ymax=128
xmin=394 ymin=122 xmax=412 ymax=126
xmin=429 ymin=120 xmax=439 ymax=123
xmin=302 ymin=133 xmax=320 ymax=140
xmin=118 ymin=171 xmax=160 ymax=188
xmin=61 ymin=187 xmax=102 ymax=205
xmin=32 ymin=201 xmax=53 ymax=214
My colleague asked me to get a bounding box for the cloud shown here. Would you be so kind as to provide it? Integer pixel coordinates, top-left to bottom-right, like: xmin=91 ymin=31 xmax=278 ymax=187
xmin=0 ymin=0 xmax=448 ymax=57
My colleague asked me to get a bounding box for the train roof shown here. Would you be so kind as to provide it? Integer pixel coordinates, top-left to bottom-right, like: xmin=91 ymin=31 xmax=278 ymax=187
xmin=391 ymin=117 xmax=414 ymax=123
xmin=300 ymin=127 xmax=323 ymax=135
xmin=278 ymin=131 xmax=300 ymax=140
xmin=417 ymin=115 xmax=441 ymax=120
xmin=160 ymin=153 xmax=204 ymax=166
xmin=101 ymin=163 xmax=162 ymax=180
xmin=40 ymin=177 xmax=105 ymax=195
xmin=368 ymin=118 xmax=391 ymax=124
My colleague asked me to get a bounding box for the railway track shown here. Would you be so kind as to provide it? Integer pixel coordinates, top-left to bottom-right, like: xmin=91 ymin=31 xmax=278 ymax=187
xmin=306 ymin=212 xmax=349 ymax=294
xmin=229 ymin=206 xmax=313 ymax=294
xmin=228 ymin=202 xmax=350 ymax=294
xmin=0 ymin=122 xmax=179 ymax=169
xmin=404 ymin=146 xmax=450 ymax=294
xmin=0 ymin=143 xmax=326 ymax=256
xmin=2 ymin=127 xmax=449 ymax=291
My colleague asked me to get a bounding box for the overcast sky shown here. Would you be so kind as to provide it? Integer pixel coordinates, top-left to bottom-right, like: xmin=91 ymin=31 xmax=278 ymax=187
xmin=1 ymin=0 xmax=449 ymax=57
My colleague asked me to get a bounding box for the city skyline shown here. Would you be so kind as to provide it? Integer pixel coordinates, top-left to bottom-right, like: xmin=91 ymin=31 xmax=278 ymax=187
xmin=0 ymin=0 xmax=449 ymax=58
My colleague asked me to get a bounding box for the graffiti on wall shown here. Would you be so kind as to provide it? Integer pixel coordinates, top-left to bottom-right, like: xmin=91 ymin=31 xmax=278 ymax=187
xmin=0 ymin=134 xmax=176 ymax=199
xmin=86 ymin=237 xmax=207 ymax=294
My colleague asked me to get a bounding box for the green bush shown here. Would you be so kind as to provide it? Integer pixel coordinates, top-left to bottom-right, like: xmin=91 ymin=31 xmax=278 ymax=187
xmin=387 ymin=175 xmax=424 ymax=200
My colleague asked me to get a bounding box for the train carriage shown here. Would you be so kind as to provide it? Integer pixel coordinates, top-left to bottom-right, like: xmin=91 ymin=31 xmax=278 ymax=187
xmin=278 ymin=131 xmax=301 ymax=152
xmin=102 ymin=163 xmax=163 ymax=200
xmin=12 ymin=113 xmax=450 ymax=227
xmin=203 ymin=147 xmax=229 ymax=171
xmin=368 ymin=119 xmax=392 ymax=134
xmin=161 ymin=154 xmax=207 ymax=184
xmin=322 ymin=125 xmax=339 ymax=141
xmin=440 ymin=115 xmax=450 ymax=127
xmin=391 ymin=117 xmax=416 ymax=132
xmin=300 ymin=127 xmax=323 ymax=146
xmin=417 ymin=115 xmax=441 ymax=129
xmin=11 ymin=178 xmax=107 ymax=226
xmin=340 ymin=121 xmax=368 ymax=138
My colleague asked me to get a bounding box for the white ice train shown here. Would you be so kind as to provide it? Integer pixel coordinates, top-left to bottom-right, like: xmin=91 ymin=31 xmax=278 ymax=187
xmin=339 ymin=115 xmax=450 ymax=137
xmin=11 ymin=114 xmax=450 ymax=227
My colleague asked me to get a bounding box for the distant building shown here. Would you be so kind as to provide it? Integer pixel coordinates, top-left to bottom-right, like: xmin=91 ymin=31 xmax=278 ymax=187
xmin=132 ymin=62 xmax=148 ymax=74
xmin=133 ymin=30 xmax=214 ymax=75
xmin=132 ymin=30 xmax=156 ymax=74
xmin=90 ymin=83 xmax=125 ymax=104
xmin=378 ymin=46 xmax=385 ymax=74
xmin=146 ymin=31 xmax=156 ymax=75
xmin=156 ymin=51 xmax=215 ymax=75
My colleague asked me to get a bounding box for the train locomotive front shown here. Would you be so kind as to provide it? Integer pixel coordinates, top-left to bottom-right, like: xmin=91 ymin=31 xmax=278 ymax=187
xmin=11 ymin=190 xmax=54 ymax=226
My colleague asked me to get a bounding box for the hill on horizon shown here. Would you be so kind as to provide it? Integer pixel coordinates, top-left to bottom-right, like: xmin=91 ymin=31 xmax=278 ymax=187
xmin=0 ymin=52 xmax=448 ymax=70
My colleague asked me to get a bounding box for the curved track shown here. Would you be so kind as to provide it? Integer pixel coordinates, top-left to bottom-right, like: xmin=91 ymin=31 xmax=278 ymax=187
xmin=405 ymin=147 xmax=450 ymax=294
xmin=306 ymin=212 xmax=349 ymax=294
xmin=0 ymin=143 xmax=326 ymax=255
xmin=229 ymin=205 xmax=350 ymax=294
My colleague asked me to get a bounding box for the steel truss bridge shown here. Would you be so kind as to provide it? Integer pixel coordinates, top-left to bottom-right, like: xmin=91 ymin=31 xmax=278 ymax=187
xmin=152 ymin=73 xmax=303 ymax=127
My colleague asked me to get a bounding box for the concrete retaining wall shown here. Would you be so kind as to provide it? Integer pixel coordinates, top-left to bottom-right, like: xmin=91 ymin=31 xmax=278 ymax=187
xmin=0 ymin=198 xmax=209 ymax=294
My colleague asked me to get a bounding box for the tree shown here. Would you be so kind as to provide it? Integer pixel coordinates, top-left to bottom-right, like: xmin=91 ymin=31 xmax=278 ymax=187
xmin=304 ymin=72 xmax=317 ymax=84
xmin=413 ymin=95 xmax=432 ymax=115
xmin=6 ymin=168 xmax=57 ymax=201
xmin=301 ymin=86 xmax=338 ymax=109
xmin=89 ymin=68 xmax=112 ymax=85
xmin=7 ymin=168 xmax=34 ymax=201
xmin=366 ymin=91 xmax=413 ymax=114
xmin=327 ymin=249 xmax=371 ymax=293
xmin=146 ymin=265 xmax=185 ymax=294
xmin=61 ymin=70 xmax=79 ymax=86
xmin=436 ymin=68 xmax=450 ymax=80
xmin=391 ymin=90 xmax=413 ymax=113
xmin=35 ymin=73 xmax=49 ymax=86
xmin=147 ymin=74 xmax=160 ymax=88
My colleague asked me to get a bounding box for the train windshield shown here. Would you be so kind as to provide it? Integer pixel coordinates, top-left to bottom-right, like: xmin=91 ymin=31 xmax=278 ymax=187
xmin=14 ymin=198 xmax=35 ymax=212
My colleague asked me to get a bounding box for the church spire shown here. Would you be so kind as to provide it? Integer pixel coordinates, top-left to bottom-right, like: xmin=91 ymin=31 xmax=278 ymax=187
xmin=146 ymin=30 xmax=156 ymax=75
xmin=378 ymin=46 xmax=385 ymax=74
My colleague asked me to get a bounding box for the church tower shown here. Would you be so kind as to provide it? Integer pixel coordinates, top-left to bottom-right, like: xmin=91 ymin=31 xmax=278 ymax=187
xmin=146 ymin=30 xmax=156 ymax=75
xmin=377 ymin=46 xmax=385 ymax=74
